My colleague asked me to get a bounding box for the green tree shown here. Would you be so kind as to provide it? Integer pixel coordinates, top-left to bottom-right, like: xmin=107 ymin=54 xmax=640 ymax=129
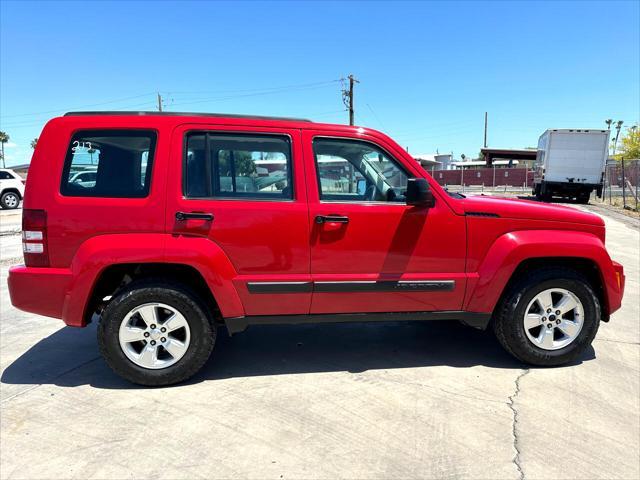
xmin=218 ymin=150 xmax=256 ymax=176
xmin=0 ymin=131 xmax=9 ymax=168
xmin=614 ymin=124 xmax=640 ymax=160
xmin=30 ymin=137 xmax=38 ymax=149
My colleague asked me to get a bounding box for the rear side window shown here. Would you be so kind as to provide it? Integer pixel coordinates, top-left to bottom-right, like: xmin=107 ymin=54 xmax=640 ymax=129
xmin=61 ymin=130 xmax=156 ymax=198
xmin=185 ymin=132 xmax=292 ymax=199
xmin=0 ymin=171 xmax=14 ymax=179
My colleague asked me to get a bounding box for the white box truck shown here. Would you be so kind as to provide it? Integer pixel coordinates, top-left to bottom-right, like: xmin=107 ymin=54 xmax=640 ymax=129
xmin=533 ymin=129 xmax=609 ymax=203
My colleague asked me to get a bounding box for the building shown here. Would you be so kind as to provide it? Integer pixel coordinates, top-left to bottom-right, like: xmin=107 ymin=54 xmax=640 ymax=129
xmin=413 ymin=153 xmax=454 ymax=170
xmin=480 ymin=148 xmax=537 ymax=169
xmin=451 ymin=159 xmax=520 ymax=170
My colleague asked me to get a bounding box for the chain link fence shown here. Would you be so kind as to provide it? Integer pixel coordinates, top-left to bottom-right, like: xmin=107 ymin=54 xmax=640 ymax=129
xmin=602 ymin=159 xmax=639 ymax=211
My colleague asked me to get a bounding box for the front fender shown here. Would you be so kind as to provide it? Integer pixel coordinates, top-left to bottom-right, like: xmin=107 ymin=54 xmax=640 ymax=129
xmin=63 ymin=233 xmax=243 ymax=326
xmin=464 ymin=230 xmax=622 ymax=315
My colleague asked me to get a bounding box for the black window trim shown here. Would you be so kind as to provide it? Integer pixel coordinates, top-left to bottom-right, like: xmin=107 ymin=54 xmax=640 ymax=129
xmin=312 ymin=136 xmax=412 ymax=205
xmin=182 ymin=130 xmax=295 ymax=202
xmin=60 ymin=128 xmax=158 ymax=199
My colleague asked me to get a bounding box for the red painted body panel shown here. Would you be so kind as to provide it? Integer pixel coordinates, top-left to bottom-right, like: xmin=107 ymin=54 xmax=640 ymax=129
xmin=8 ymin=266 xmax=71 ymax=319
xmin=301 ymin=129 xmax=467 ymax=313
xmin=463 ymin=229 xmax=623 ymax=314
xmin=166 ymin=124 xmax=311 ymax=315
xmin=7 ymin=112 xmax=625 ymax=328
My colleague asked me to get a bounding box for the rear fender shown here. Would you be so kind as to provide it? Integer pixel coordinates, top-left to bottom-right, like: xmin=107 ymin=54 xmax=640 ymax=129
xmin=64 ymin=233 xmax=242 ymax=326
xmin=465 ymin=230 xmax=622 ymax=315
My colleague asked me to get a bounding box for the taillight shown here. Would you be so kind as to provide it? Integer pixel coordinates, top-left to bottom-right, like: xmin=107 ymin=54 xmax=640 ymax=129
xmin=22 ymin=209 xmax=49 ymax=267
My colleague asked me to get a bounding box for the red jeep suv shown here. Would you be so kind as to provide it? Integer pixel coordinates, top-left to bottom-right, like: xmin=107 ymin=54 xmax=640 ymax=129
xmin=8 ymin=112 xmax=625 ymax=386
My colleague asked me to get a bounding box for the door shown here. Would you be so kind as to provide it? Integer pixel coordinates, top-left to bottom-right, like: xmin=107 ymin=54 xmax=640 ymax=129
xmin=167 ymin=124 xmax=311 ymax=316
xmin=303 ymin=130 xmax=467 ymax=314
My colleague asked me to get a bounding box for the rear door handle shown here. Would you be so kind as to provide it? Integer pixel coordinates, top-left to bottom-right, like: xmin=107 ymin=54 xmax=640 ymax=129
xmin=175 ymin=211 xmax=214 ymax=221
xmin=315 ymin=215 xmax=349 ymax=224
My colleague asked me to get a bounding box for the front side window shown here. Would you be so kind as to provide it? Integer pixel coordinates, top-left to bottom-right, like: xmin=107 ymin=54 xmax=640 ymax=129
xmin=313 ymin=138 xmax=409 ymax=202
xmin=185 ymin=133 xmax=292 ymax=199
xmin=61 ymin=130 xmax=156 ymax=197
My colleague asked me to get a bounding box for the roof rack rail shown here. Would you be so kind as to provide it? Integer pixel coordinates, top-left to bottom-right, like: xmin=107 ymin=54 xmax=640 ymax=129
xmin=63 ymin=111 xmax=312 ymax=122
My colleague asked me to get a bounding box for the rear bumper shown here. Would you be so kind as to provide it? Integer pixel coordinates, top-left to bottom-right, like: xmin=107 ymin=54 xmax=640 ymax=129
xmin=8 ymin=265 xmax=73 ymax=322
xmin=542 ymin=181 xmax=600 ymax=194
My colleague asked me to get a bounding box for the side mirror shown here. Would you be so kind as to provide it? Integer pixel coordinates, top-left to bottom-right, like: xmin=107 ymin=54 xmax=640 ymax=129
xmin=406 ymin=178 xmax=435 ymax=207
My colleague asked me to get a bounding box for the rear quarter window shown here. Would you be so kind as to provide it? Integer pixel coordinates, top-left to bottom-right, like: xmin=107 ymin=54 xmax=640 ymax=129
xmin=60 ymin=130 xmax=156 ymax=198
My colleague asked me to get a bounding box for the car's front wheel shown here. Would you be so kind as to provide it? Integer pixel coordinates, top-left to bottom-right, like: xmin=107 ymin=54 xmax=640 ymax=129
xmin=0 ymin=191 xmax=20 ymax=209
xmin=493 ymin=267 xmax=601 ymax=366
xmin=98 ymin=280 xmax=216 ymax=386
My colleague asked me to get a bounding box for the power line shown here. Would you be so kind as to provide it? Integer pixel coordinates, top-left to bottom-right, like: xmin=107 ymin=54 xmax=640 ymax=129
xmin=168 ymin=82 xmax=339 ymax=109
xmin=0 ymin=101 xmax=158 ymax=128
xmin=0 ymin=92 xmax=157 ymax=119
xmin=162 ymin=79 xmax=340 ymax=97
xmin=0 ymin=79 xmax=342 ymax=120
xmin=366 ymin=103 xmax=386 ymax=131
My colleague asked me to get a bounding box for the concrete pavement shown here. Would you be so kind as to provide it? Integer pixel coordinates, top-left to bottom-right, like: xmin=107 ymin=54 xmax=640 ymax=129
xmin=0 ymin=209 xmax=22 ymax=265
xmin=0 ymin=205 xmax=638 ymax=479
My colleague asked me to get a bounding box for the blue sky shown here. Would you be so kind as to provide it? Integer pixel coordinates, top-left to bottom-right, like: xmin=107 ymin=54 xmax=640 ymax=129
xmin=1 ymin=0 xmax=638 ymax=167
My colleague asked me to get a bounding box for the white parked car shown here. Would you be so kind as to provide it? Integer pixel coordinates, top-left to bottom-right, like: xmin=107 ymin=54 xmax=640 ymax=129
xmin=69 ymin=170 xmax=97 ymax=188
xmin=0 ymin=169 xmax=25 ymax=209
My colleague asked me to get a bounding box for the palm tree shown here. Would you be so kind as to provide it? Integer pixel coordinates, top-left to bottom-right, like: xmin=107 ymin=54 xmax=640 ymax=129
xmin=30 ymin=138 xmax=38 ymax=149
xmin=605 ymin=119 xmax=613 ymax=130
xmin=613 ymin=120 xmax=624 ymax=156
xmin=0 ymin=131 xmax=9 ymax=168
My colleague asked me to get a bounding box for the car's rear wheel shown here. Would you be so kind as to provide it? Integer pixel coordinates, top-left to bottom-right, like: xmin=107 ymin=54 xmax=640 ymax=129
xmin=493 ymin=267 xmax=600 ymax=366
xmin=577 ymin=192 xmax=590 ymax=204
xmin=0 ymin=191 xmax=20 ymax=209
xmin=98 ymin=280 xmax=215 ymax=386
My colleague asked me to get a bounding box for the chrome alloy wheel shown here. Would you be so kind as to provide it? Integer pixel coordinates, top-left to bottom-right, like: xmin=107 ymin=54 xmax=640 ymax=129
xmin=3 ymin=193 xmax=19 ymax=208
xmin=118 ymin=303 xmax=191 ymax=369
xmin=523 ymin=288 xmax=584 ymax=351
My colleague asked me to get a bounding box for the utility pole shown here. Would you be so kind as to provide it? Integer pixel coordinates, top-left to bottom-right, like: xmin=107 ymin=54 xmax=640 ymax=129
xmin=342 ymin=75 xmax=359 ymax=125
xmin=483 ymin=112 xmax=488 ymax=148
xmin=157 ymin=93 xmax=163 ymax=112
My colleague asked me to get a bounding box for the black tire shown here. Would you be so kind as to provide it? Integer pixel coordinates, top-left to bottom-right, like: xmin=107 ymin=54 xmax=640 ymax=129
xmin=98 ymin=280 xmax=216 ymax=386
xmin=577 ymin=193 xmax=590 ymax=204
xmin=0 ymin=191 xmax=20 ymax=209
xmin=493 ymin=267 xmax=601 ymax=366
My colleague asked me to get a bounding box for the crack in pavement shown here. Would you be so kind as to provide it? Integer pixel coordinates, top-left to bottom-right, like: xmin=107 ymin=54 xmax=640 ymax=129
xmin=508 ymin=369 xmax=530 ymax=480
xmin=595 ymin=337 xmax=640 ymax=346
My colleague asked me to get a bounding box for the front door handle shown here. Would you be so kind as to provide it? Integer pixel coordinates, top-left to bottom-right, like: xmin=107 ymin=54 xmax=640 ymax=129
xmin=175 ymin=211 xmax=214 ymax=221
xmin=315 ymin=215 xmax=349 ymax=224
